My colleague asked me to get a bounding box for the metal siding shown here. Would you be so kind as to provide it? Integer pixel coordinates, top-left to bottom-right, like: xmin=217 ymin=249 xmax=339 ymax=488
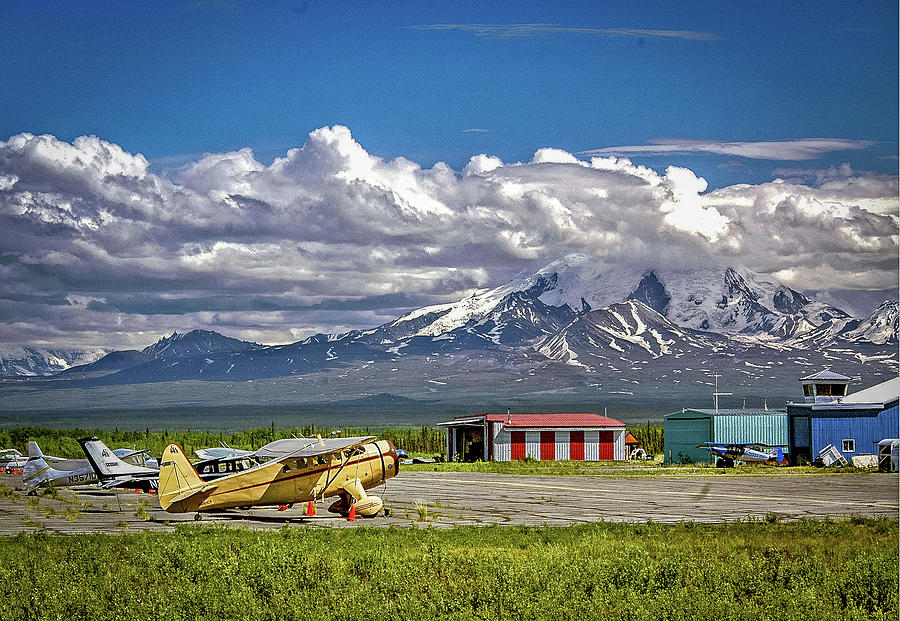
xmin=792 ymin=416 xmax=810 ymax=448
xmin=510 ymin=431 xmax=526 ymax=460
xmin=713 ymin=413 xmax=789 ymax=446
xmin=598 ymin=431 xmax=614 ymax=460
xmin=570 ymin=431 xmax=584 ymax=461
xmin=555 ymin=431 xmax=570 ymax=460
xmin=540 ymin=431 xmax=555 ymax=460
xmin=664 ymin=413 xmax=712 ymax=464
xmin=811 ymin=405 xmax=900 ymax=459
xmin=494 ymin=429 xmax=511 ymax=462
xmin=584 ymin=431 xmax=600 ymax=461
xmin=525 ymin=432 xmax=541 ymax=460
xmin=613 ymin=429 xmax=625 ymax=460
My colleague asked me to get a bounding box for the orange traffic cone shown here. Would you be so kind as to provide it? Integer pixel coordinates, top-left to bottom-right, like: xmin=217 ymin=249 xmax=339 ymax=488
xmin=305 ymin=500 xmax=316 ymax=516
xmin=346 ymin=503 xmax=357 ymax=521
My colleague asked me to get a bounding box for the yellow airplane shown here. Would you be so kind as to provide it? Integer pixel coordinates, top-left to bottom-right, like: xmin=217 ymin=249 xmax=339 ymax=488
xmin=157 ymin=436 xmax=399 ymax=518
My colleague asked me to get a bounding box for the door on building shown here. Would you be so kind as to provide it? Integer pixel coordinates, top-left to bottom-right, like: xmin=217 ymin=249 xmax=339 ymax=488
xmin=570 ymin=431 xmax=584 ymax=461
xmin=598 ymin=431 xmax=614 ymax=460
xmin=540 ymin=431 xmax=555 ymax=460
xmin=510 ymin=431 xmax=526 ymax=460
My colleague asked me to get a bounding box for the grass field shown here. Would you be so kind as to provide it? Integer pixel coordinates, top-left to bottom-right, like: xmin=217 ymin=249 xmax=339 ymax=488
xmin=400 ymin=458 xmax=874 ymax=476
xmin=0 ymin=518 xmax=895 ymax=620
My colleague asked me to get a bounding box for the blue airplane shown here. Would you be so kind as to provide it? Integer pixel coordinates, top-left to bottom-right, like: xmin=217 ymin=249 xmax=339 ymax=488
xmin=698 ymin=442 xmax=787 ymax=468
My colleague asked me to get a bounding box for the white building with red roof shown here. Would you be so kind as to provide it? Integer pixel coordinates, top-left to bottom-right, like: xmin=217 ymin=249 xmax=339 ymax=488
xmin=437 ymin=412 xmax=627 ymax=462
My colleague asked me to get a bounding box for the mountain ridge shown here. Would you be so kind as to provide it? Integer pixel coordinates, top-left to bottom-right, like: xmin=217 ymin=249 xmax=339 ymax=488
xmin=1 ymin=259 xmax=896 ymax=401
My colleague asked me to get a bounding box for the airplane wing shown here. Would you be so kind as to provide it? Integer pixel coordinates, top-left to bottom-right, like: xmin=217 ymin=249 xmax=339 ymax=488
xmin=113 ymin=448 xmax=150 ymax=459
xmin=99 ymin=477 xmax=159 ymax=492
xmin=257 ymin=436 xmax=376 ymax=462
xmin=194 ymin=446 xmax=255 ymax=461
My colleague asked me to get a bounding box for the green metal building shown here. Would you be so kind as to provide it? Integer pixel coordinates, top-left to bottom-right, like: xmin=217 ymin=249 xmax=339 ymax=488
xmin=664 ymin=408 xmax=788 ymax=464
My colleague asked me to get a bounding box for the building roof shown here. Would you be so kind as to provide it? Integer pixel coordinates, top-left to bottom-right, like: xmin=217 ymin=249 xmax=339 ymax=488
xmin=841 ymin=377 xmax=900 ymax=406
xmin=624 ymin=432 xmax=639 ymax=445
xmin=800 ymin=370 xmax=851 ymax=382
xmin=475 ymin=413 xmax=626 ymax=429
xmin=665 ymin=408 xmax=786 ymax=418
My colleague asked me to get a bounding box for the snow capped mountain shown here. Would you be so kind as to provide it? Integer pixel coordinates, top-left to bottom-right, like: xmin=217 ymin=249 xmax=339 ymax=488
xmin=845 ymin=301 xmax=899 ymax=345
xmin=376 ymin=271 xmax=579 ymax=346
xmin=0 ymin=346 xmax=107 ymax=377
xmin=142 ymin=330 xmax=261 ymax=359
xmin=651 ymin=266 xmax=851 ymax=339
xmin=536 ymin=300 xmax=719 ymax=370
xmin=0 ymin=257 xmax=895 ymax=390
xmin=373 ymin=254 xmax=859 ymax=344
xmin=55 ymin=350 xmax=152 ymax=379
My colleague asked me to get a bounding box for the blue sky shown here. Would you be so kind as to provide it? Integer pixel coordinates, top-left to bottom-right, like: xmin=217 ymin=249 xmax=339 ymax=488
xmin=0 ymin=1 xmax=897 ymax=350
xmin=1 ymin=0 xmax=896 ymax=188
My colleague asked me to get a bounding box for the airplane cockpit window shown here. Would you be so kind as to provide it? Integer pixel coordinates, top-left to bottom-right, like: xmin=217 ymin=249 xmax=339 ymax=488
xmin=316 ymin=455 xmax=326 ymax=465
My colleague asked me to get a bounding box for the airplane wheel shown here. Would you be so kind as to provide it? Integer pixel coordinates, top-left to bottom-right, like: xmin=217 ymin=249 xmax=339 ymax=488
xmin=194 ymin=513 xmax=203 ymax=521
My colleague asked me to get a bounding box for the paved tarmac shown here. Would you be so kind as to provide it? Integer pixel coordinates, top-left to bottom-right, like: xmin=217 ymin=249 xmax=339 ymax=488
xmin=0 ymin=470 xmax=896 ymax=534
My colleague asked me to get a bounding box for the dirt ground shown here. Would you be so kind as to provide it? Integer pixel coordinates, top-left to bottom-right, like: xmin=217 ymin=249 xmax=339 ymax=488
xmin=0 ymin=469 xmax=896 ymax=534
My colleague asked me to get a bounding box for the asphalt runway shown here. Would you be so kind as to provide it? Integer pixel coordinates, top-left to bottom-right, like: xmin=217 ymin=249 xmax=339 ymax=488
xmin=0 ymin=470 xmax=896 ymax=534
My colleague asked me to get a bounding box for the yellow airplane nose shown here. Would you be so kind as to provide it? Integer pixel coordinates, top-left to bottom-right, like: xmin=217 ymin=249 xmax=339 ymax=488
xmin=384 ymin=440 xmax=399 ymax=476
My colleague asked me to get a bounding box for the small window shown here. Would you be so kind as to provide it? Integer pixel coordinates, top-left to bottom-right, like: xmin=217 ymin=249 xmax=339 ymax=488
xmin=841 ymin=439 xmax=855 ymax=453
xmin=803 ymin=384 xmax=814 ymax=397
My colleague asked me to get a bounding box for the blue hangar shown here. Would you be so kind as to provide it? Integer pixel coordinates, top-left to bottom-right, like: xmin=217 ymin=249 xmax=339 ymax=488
xmin=787 ymin=371 xmax=899 ymax=465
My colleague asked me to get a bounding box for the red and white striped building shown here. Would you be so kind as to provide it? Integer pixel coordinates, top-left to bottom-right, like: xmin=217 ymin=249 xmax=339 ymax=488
xmin=438 ymin=413 xmax=628 ymax=462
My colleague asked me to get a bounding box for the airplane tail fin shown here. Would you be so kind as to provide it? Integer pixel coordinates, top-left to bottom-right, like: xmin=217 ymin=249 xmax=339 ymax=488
xmin=22 ymin=456 xmax=55 ymax=489
xmin=27 ymin=441 xmax=45 ymax=460
xmin=78 ymin=436 xmax=158 ymax=480
xmin=158 ymin=443 xmax=217 ymax=512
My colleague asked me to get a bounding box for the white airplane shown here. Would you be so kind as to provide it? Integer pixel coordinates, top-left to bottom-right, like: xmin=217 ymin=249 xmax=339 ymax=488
xmin=698 ymin=442 xmax=787 ymax=468
xmin=1 ymin=448 xmax=26 ymax=473
xmin=77 ymin=436 xmax=245 ymax=490
xmin=78 ymin=437 xmax=161 ymax=491
xmin=24 ymin=440 xmax=158 ymax=490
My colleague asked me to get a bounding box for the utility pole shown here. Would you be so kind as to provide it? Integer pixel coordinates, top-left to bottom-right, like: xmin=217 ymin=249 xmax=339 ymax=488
xmin=713 ymin=373 xmax=732 ymax=413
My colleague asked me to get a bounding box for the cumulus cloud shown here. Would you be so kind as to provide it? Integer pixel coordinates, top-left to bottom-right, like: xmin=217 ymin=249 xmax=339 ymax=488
xmin=581 ymin=138 xmax=875 ymax=160
xmin=0 ymin=128 xmax=896 ymax=349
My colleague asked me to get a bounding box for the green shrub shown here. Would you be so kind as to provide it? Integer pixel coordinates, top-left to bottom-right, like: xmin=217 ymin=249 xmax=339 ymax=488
xmin=0 ymin=519 xmax=895 ymax=620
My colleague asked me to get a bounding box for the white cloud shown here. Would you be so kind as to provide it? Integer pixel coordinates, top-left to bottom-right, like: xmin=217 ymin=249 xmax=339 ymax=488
xmin=581 ymin=138 xmax=875 ymax=161
xmin=407 ymin=24 xmax=718 ymax=41
xmin=463 ymin=154 xmax=503 ymax=176
xmin=0 ymin=127 xmax=895 ymax=349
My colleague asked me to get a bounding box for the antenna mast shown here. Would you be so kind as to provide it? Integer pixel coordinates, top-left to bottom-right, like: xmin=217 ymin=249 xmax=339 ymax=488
xmin=712 ymin=373 xmax=732 ymax=413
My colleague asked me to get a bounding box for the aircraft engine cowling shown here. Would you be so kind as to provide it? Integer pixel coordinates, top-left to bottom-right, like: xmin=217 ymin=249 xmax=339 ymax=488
xmin=353 ymin=495 xmax=383 ymax=517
